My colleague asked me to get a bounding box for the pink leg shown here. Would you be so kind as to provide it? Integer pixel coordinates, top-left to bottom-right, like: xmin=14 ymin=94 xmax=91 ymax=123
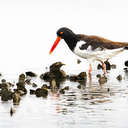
xmin=88 ymin=64 xmax=92 ymax=74
xmin=98 ymin=60 xmax=106 ymax=74
xmin=88 ymin=64 xmax=92 ymax=87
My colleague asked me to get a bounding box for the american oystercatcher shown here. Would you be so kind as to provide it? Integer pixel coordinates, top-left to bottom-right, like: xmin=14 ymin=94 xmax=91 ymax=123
xmin=49 ymin=27 xmax=128 ymax=74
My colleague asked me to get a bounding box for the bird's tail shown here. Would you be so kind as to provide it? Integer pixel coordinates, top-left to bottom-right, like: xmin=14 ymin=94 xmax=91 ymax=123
xmin=124 ymin=47 xmax=128 ymax=50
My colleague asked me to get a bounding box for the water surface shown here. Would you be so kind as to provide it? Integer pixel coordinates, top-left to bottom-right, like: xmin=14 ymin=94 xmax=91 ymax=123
xmin=0 ymin=58 xmax=128 ymax=128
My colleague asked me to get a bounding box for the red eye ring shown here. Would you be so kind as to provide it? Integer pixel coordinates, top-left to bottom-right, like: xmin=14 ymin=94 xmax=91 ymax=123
xmin=60 ymin=32 xmax=63 ymax=34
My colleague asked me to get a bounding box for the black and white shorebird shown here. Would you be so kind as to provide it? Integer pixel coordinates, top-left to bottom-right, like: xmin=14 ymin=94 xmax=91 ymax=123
xmin=49 ymin=27 xmax=128 ymax=74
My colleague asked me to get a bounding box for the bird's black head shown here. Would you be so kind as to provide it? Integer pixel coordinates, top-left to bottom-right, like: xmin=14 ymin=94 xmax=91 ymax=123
xmin=56 ymin=27 xmax=75 ymax=39
xmin=49 ymin=27 xmax=79 ymax=54
xmin=57 ymin=27 xmax=79 ymax=50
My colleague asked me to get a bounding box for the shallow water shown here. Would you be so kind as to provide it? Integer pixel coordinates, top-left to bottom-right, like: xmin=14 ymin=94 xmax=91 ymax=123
xmin=1 ymin=60 xmax=128 ymax=128
xmin=1 ymin=1 xmax=128 ymax=128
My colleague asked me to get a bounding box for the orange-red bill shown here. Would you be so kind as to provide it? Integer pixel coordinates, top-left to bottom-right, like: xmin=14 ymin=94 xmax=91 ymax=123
xmin=49 ymin=36 xmax=61 ymax=54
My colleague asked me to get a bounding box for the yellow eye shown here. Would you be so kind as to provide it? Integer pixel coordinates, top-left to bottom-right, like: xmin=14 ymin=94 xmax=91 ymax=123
xmin=60 ymin=32 xmax=63 ymax=34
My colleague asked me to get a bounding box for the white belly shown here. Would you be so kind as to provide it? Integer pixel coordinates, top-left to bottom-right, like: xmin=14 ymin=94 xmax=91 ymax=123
xmin=73 ymin=44 xmax=124 ymax=61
